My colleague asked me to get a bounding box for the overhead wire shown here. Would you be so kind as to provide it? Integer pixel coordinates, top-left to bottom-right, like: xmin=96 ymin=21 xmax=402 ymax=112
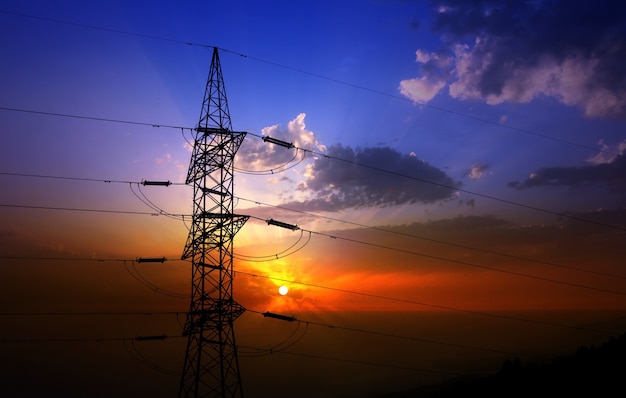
xmin=0 ymin=311 xmax=184 ymax=317
xmin=238 ymin=320 xmax=309 ymax=357
xmin=1 ymin=107 xmax=624 ymax=232
xmin=297 ymin=225 xmax=626 ymax=297
xmin=1 ymin=171 xmax=624 ymax=281
xmin=0 ymin=255 xmax=620 ymax=335
xmin=234 ymin=147 xmax=307 ymax=175
xmin=1 ymin=198 xmax=624 ymax=296
xmin=123 ymin=260 xmax=188 ymax=299
xmin=235 ymin=196 xmax=626 ymax=280
xmin=234 ymin=228 xmax=312 ymax=262
xmin=122 ymin=338 xmax=181 ymax=376
xmin=0 ymin=313 xmax=506 ymax=376
xmin=0 ymin=10 xmax=619 ymax=158
xmin=246 ymin=309 xmax=514 ymax=357
xmin=0 ymin=106 xmax=189 ymax=130
xmin=3 ymin=9 xmax=623 ymax=389
xmin=237 ymin=344 xmax=458 ymax=376
xmin=0 ymin=203 xmax=184 ymax=217
xmin=245 ymin=131 xmax=626 ymax=233
xmin=129 ymin=182 xmax=187 ymax=221
xmin=235 ymin=271 xmax=621 ymax=336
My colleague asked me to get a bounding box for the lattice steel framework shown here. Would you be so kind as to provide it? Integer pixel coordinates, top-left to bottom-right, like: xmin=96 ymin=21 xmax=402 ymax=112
xmin=179 ymin=47 xmax=249 ymax=398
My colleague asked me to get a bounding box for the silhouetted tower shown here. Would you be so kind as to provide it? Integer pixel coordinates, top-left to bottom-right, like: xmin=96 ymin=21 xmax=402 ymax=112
xmin=179 ymin=47 xmax=249 ymax=398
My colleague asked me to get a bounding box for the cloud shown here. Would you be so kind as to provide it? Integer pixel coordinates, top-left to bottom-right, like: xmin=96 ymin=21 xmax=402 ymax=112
xmin=236 ymin=114 xmax=459 ymax=212
xmin=402 ymin=0 xmax=626 ymax=119
xmin=285 ymin=144 xmax=460 ymax=212
xmin=399 ymin=49 xmax=450 ymax=103
xmin=466 ymin=162 xmax=489 ymax=180
xmin=587 ymin=139 xmax=626 ymax=165
xmin=507 ymin=150 xmax=626 ymax=193
xmin=236 ymin=113 xmax=325 ymax=172
xmin=399 ymin=76 xmax=446 ymax=103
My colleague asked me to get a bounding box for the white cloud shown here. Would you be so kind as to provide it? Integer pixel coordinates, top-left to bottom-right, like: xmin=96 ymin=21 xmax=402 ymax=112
xmin=401 ymin=2 xmax=626 ymax=120
xmin=399 ymin=77 xmax=446 ymax=103
xmin=236 ymin=113 xmax=324 ymax=172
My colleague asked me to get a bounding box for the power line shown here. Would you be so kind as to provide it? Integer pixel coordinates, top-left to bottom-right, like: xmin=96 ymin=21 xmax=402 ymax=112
xmin=235 ymin=196 xmax=626 ymax=280
xmin=247 ymin=215 xmax=626 ymax=297
xmin=247 ymin=131 xmax=626 ymax=232
xmin=2 ymin=200 xmax=624 ymax=298
xmin=0 ymin=11 xmax=618 ymax=158
xmin=0 ymin=203 xmax=189 ymax=217
xmin=1 ymin=108 xmax=624 ymax=232
xmin=0 ymin=308 xmax=538 ymax=358
xmin=235 ymin=271 xmax=621 ymax=335
xmin=0 ymin=311 xmax=184 ymax=316
xmin=0 ymin=106 xmax=188 ymax=130
xmin=238 ymin=344 xmax=458 ymax=376
xmin=247 ymin=309 xmax=513 ymax=356
xmin=0 ymin=335 xmax=175 ymax=343
xmin=2 ymin=170 xmax=624 ymax=281
xmin=0 ymin=255 xmax=619 ymax=335
xmin=2 ymin=196 xmax=621 ymax=296
xmin=0 ymin=330 xmax=453 ymax=376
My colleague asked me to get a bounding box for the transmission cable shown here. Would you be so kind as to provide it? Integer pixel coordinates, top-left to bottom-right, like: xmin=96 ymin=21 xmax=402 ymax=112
xmin=1 ymin=107 xmax=624 ymax=232
xmin=1 ymin=200 xmax=623 ymax=296
xmin=247 ymin=309 xmax=517 ymax=357
xmin=295 ymin=226 xmax=626 ymax=297
xmin=247 ymin=131 xmax=626 ymax=232
xmin=2 ymin=171 xmax=624 ymax=280
xmin=128 ymin=182 xmax=186 ymax=221
xmin=0 ymin=255 xmax=620 ymax=335
xmin=234 ymin=147 xmax=307 ymax=175
xmin=0 ymin=203 xmax=190 ymax=217
xmin=234 ymin=229 xmax=312 ymax=262
xmin=236 ymin=196 xmax=626 ymax=280
xmin=122 ymin=338 xmax=181 ymax=376
xmin=235 ymin=271 xmax=621 ymax=336
xmin=123 ymin=260 xmax=188 ymax=299
xmin=0 ymin=11 xmax=618 ymax=158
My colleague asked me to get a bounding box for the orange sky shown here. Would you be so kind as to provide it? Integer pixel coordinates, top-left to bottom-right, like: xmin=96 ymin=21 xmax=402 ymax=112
xmin=2 ymin=200 xmax=626 ymax=397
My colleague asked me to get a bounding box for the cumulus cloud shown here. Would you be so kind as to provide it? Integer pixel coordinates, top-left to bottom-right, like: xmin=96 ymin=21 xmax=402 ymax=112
xmin=285 ymin=144 xmax=460 ymax=212
xmin=239 ymin=114 xmax=460 ymax=212
xmin=236 ymin=113 xmax=325 ymax=171
xmin=399 ymin=49 xmax=450 ymax=103
xmin=507 ymin=149 xmax=626 ymax=193
xmin=401 ymin=0 xmax=626 ymax=119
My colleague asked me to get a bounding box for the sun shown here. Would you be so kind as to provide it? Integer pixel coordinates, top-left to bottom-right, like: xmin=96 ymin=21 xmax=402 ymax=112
xmin=278 ymin=285 xmax=289 ymax=296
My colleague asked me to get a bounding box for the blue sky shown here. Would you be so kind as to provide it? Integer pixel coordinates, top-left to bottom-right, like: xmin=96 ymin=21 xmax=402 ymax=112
xmin=1 ymin=1 xmax=626 ymax=397
xmin=2 ymin=0 xmax=625 ymax=225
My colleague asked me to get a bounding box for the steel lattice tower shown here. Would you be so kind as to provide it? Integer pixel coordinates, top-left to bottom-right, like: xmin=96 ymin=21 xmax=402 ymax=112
xmin=179 ymin=47 xmax=249 ymax=398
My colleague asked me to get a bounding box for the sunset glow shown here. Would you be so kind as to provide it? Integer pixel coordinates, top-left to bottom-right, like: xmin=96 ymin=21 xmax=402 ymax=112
xmin=1 ymin=1 xmax=625 ymax=397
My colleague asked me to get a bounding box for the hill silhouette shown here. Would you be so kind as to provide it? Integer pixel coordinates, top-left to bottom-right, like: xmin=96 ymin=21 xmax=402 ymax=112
xmin=379 ymin=331 xmax=626 ymax=397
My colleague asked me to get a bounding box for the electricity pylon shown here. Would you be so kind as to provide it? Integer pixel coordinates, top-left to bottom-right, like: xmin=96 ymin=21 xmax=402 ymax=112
xmin=179 ymin=47 xmax=249 ymax=398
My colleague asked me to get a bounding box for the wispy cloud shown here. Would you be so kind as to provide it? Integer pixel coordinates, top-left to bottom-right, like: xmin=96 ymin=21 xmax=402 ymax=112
xmin=508 ymin=150 xmax=626 ymax=193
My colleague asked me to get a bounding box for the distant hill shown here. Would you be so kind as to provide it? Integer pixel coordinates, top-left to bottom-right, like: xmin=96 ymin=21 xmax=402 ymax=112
xmin=379 ymin=331 xmax=626 ymax=397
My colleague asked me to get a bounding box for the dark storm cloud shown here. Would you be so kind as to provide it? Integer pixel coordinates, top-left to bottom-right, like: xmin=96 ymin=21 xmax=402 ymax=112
xmin=402 ymin=0 xmax=626 ymax=119
xmin=508 ymin=152 xmax=626 ymax=193
xmin=287 ymin=144 xmax=460 ymax=212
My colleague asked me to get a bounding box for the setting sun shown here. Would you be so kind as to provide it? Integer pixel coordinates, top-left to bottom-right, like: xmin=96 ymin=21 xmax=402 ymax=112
xmin=278 ymin=285 xmax=288 ymax=296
